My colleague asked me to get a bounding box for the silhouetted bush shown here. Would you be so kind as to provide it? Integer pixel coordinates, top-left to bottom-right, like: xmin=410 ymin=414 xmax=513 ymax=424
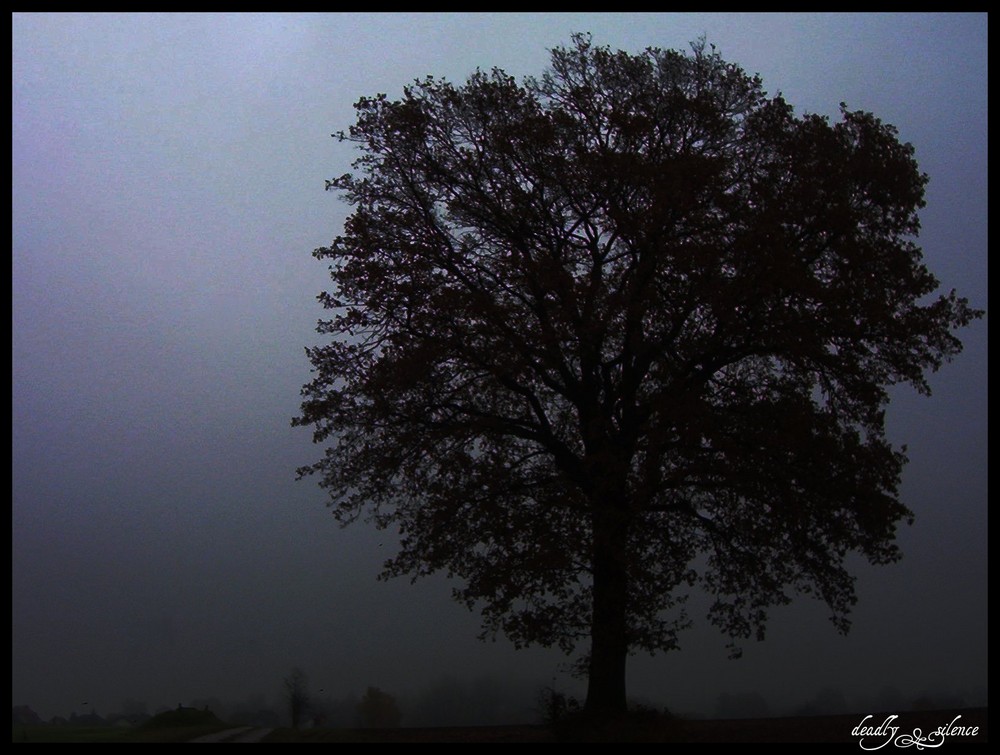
xmin=139 ymin=705 xmax=223 ymax=729
xmin=356 ymin=687 xmax=402 ymax=728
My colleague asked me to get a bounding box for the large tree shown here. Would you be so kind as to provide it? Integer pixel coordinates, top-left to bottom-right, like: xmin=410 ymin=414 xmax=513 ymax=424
xmin=294 ymin=35 xmax=980 ymax=716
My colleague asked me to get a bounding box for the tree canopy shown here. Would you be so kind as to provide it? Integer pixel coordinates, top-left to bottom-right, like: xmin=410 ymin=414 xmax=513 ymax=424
xmin=294 ymin=35 xmax=981 ymax=716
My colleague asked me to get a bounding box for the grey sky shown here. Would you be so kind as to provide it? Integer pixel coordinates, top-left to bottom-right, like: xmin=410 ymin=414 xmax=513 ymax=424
xmin=13 ymin=13 xmax=987 ymax=722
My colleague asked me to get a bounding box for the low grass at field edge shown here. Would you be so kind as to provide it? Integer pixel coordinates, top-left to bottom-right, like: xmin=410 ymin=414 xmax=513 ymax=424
xmin=12 ymin=723 xmax=238 ymax=743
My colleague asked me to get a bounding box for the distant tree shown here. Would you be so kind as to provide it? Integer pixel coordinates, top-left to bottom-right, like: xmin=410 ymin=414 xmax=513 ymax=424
xmin=284 ymin=667 xmax=310 ymax=730
xmin=295 ymin=34 xmax=982 ymax=717
xmin=356 ymin=687 xmax=402 ymax=728
xmin=537 ymin=686 xmax=581 ymax=725
xmin=12 ymin=705 xmax=43 ymax=726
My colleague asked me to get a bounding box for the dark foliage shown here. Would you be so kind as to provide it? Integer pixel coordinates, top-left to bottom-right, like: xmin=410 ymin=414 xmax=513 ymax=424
xmin=295 ymin=34 xmax=981 ymax=714
xmin=139 ymin=706 xmax=222 ymax=729
xmin=356 ymin=687 xmax=402 ymax=729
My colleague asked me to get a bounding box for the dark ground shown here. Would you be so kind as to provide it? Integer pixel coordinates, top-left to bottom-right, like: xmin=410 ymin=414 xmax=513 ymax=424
xmin=261 ymin=707 xmax=987 ymax=743
xmin=666 ymin=708 xmax=987 ymax=744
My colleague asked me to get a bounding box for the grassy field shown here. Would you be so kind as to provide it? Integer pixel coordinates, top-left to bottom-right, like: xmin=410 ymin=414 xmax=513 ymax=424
xmin=12 ymin=723 xmax=239 ymax=743
xmin=12 ymin=705 xmax=237 ymax=743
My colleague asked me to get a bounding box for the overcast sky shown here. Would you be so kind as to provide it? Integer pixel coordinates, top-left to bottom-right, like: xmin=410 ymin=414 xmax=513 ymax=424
xmin=13 ymin=13 xmax=987 ymax=723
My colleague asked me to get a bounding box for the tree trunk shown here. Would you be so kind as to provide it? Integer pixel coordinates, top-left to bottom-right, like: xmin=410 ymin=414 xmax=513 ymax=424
xmin=584 ymin=504 xmax=630 ymax=717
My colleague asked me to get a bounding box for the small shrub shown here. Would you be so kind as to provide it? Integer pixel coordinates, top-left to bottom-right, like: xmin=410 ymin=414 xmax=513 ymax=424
xmin=537 ymin=687 xmax=581 ymax=725
xmin=139 ymin=706 xmax=223 ymax=729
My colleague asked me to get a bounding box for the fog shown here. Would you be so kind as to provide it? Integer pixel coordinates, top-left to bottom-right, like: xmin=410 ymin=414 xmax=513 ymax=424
xmin=13 ymin=13 xmax=987 ymax=724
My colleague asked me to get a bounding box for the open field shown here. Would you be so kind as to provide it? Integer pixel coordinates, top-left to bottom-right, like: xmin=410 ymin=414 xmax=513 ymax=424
xmin=13 ymin=708 xmax=987 ymax=743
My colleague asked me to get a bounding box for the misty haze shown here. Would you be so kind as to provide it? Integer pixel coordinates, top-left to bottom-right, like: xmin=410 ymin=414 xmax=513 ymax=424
xmin=13 ymin=12 xmax=986 ymax=742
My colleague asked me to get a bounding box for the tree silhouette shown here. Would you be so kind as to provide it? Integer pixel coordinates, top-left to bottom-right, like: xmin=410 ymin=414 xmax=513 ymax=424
xmin=284 ymin=667 xmax=309 ymax=730
xmin=356 ymin=686 xmax=402 ymax=728
xmin=294 ymin=34 xmax=982 ymax=717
